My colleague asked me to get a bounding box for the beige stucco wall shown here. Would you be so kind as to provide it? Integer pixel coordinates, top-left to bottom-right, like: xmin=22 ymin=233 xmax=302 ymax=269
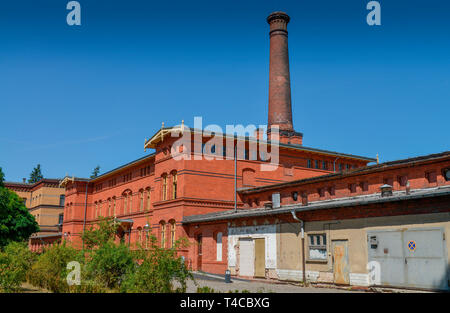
xmin=277 ymin=212 xmax=450 ymax=280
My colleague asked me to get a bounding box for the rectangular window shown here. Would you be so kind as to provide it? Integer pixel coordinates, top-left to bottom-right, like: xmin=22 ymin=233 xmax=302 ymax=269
xmin=59 ymin=195 xmax=65 ymax=206
xmin=360 ymin=181 xmax=369 ymax=192
xmin=272 ymin=193 xmax=281 ymax=208
xmin=315 ymin=160 xmax=319 ymax=169
xmin=426 ymin=171 xmax=437 ymax=183
xmin=318 ymin=188 xmax=325 ymax=197
xmin=307 ymin=159 xmax=312 ymax=168
xmin=348 ymin=183 xmax=356 ymax=193
xmin=308 ymin=234 xmax=327 ymax=260
xmin=398 ymin=175 xmax=408 ymax=187
xmin=328 ymin=186 xmax=335 ymax=196
xmin=322 ymin=161 xmax=327 ymax=170
xmin=216 ymin=232 xmax=223 ymax=261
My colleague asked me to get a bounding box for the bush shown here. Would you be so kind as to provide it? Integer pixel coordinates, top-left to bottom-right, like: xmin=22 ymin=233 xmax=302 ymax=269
xmin=0 ymin=241 xmax=36 ymax=292
xmin=27 ymin=242 xmax=82 ymax=293
xmin=85 ymin=242 xmax=135 ymax=290
xmin=120 ymin=235 xmax=193 ymax=293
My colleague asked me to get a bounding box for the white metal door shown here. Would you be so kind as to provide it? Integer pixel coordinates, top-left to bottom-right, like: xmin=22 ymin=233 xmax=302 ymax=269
xmin=239 ymin=238 xmax=254 ymax=277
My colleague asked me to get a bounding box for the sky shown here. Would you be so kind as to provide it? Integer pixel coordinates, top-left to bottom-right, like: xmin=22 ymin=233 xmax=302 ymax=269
xmin=0 ymin=0 xmax=449 ymax=181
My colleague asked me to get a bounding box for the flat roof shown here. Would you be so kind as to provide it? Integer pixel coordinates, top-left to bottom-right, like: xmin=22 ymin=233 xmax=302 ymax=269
xmin=183 ymin=185 xmax=450 ymax=224
xmin=238 ymin=151 xmax=450 ymax=195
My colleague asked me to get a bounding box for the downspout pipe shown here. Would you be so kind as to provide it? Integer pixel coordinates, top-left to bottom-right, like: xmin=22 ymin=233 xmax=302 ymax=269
xmin=234 ymin=141 xmax=237 ymax=212
xmin=82 ymin=181 xmax=88 ymax=251
xmin=291 ymin=210 xmax=306 ymax=284
xmin=333 ymin=157 xmax=340 ymax=173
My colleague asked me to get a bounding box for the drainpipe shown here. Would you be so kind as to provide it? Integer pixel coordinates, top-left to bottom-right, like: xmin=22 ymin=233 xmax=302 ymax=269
xmin=82 ymin=181 xmax=88 ymax=251
xmin=333 ymin=157 xmax=340 ymax=172
xmin=234 ymin=141 xmax=237 ymax=212
xmin=291 ymin=210 xmax=306 ymax=284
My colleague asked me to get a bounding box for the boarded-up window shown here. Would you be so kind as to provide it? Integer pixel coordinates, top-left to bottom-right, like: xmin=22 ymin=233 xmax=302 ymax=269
xmin=216 ymin=232 xmax=223 ymax=261
xmin=242 ymin=168 xmax=255 ymax=186
xmin=308 ymin=234 xmax=327 ymax=260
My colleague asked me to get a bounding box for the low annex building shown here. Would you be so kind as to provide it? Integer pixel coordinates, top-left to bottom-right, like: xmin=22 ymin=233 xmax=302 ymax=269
xmin=184 ymin=152 xmax=450 ymax=291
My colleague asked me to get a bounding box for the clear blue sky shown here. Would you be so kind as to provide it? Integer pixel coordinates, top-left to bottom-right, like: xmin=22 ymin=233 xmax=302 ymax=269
xmin=0 ymin=0 xmax=449 ymax=181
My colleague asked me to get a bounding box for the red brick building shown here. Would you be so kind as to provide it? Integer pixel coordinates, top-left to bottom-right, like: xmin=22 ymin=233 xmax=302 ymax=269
xmin=60 ymin=12 xmax=450 ymax=290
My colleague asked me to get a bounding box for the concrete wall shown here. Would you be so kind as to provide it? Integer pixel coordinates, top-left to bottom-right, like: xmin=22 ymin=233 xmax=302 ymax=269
xmin=276 ymin=212 xmax=450 ymax=288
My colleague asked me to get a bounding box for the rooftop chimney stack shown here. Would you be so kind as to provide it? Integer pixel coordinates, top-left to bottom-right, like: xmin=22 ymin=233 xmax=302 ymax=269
xmin=267 ymin=12 xmax=303 ymax=145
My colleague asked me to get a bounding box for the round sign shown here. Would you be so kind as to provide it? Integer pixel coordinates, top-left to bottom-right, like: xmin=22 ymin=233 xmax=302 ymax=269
xmin=408 ymin=240 xmax=416 ymax=251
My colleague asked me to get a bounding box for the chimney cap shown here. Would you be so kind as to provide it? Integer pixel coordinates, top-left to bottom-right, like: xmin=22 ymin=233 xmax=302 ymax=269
xmin=267 ymin=11 xmax=290 ymax=24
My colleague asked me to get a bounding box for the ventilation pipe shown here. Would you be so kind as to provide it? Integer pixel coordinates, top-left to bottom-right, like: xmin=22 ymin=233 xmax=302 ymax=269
xmin=291 ymin=210 xmax=306 ymax=284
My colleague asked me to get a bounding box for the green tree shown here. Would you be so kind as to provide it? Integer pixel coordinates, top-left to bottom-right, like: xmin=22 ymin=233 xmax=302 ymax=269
xmin=0 ymin=167 xmax=5 ymax=188
xmin=28 ymin=164 xmax=43 ymax=184
xmin=90 ymin=165 xmax=101 ymax=179
xmin=0 ymin=241 xmax=36 ymax=292
xmin=82 ymin=217 xmax=118 ymax=250
xmin=0 ymin=187 xmax=39 ymax=248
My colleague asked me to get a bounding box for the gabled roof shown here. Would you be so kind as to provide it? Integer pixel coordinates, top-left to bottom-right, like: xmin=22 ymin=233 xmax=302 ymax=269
xmin=144 ymin=125 xmax=376 ymax=162
xmin=59 ymin=153 xmax=156 ymax=187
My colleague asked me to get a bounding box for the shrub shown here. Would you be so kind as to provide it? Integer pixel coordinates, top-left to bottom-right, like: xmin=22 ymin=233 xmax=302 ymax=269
xmin=120 ymin=235 xmax=193 ymax=293
xmin=84 ymin=242 xmax=135 ymax=290
xmin=0 ymin=241 xmax=36 ymax=292
xmin=197 ymin=286 xmax=216 ymax=293
xmin=27 ymin=242 xmax=82 ymax=293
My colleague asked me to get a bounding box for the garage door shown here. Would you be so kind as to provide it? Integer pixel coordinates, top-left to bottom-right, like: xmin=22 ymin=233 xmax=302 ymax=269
xmin=368 ymin=228 xmax=448 ymax=290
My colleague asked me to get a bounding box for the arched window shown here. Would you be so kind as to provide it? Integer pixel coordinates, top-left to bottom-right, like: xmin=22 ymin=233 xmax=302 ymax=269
xmin=139 ymin=189 xmax=144 ymax=211
xmin=98 ymin=200 xmax=102 ymax=217
xmin=123 ymin=193 xmax=127 ymax=214
xmin=162 ymin=174 xmax=168 ymax=201
xmin=122 ymin=190 xmax=132 ymax=214
xmin=160 ymin=221 xmax=166 ymax=248
xmin=216 ymin=232 xmax=223 ymax=261
xmin=107 ymin=198 xmax=111 ymax=216
xmin=172 ymin=172 xmax=177 ymax=199
xmin=113 ymin=197 xmax=116 ymax=217
xmin=94 ymin=201 xmax=98 ymax=218
xmin=146 ymin=188 xmax=151 ymax=211
xmin=170 ymin=220 xmax=176 ymax=248
xmin=128 ymin=191 xmax=133 ymax=213
xmin=137 ymin=227 xmax=142 ymax=244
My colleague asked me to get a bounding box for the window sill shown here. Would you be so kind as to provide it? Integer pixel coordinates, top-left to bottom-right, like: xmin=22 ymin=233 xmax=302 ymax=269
xmin=306 ymin=259 xmax=328 ymax=264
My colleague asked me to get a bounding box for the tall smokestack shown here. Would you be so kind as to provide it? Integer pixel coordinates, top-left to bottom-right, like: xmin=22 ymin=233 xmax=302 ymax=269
xmin=267 ymin=12 xmax=302 ymax=145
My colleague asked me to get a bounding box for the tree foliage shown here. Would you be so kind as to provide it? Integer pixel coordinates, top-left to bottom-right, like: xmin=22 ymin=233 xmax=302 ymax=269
xmin=0 ymin=187 xmax=39 ymax=248
xmin=28 ymin=164 xmax=43 ymax=184
xmin=27 ymin=242 xmax=83 ymax=293
xmin=0 ymin=167 xmax=4 ymax=188
xmin=0 ymin=241 xmax=36 ymax=292
xmin=90 ymin=165 xmax=101 ymax=179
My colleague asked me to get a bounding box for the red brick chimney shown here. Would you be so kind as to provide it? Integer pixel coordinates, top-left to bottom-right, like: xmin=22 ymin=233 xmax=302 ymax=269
xmin=267 ymin=11 xmax=303 ymax=145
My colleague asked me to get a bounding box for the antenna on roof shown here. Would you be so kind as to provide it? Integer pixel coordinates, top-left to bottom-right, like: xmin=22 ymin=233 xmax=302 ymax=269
xmin=376 ymin=153 xmax=379 ymax=164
